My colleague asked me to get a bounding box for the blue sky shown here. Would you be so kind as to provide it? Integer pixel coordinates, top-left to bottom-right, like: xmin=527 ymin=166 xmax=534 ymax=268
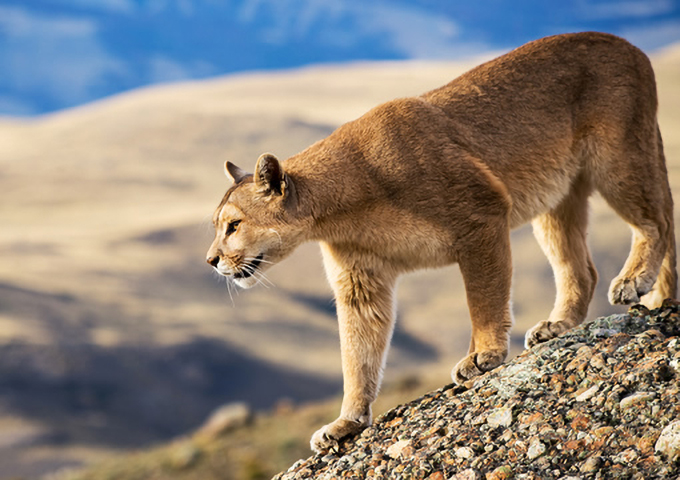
xmin=1 ymin=0 xmax=679 ymax=116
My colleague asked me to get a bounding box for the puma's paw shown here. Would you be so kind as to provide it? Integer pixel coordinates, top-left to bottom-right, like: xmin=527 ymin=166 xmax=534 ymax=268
xmin=525 ymin=319 xmax=572 ymax=348
xmin=608 ymin=275 xmax=653 ymax=305
xmin=310 ymin=417 xmax=367 ymax=453
xmin=451 ymin=350 xmax=506 ymax=385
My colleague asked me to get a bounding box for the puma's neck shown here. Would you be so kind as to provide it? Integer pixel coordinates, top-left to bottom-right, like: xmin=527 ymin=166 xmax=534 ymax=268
xmin=284 ymin=138 xmax=373 ymax=242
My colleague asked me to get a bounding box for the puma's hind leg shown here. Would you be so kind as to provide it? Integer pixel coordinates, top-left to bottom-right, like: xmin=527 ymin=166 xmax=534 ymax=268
xmin=452 ymin=218 xmax=513 ymax=384
xmin=595 ymin=126 xmax=675 ymax=308
xmin=639 ymin=226 xmax=677 ymax=307
xmin=525 ymin=175 xmax=598 ymax=348
xmin=608 ymin=224 xmax=669 ymax=306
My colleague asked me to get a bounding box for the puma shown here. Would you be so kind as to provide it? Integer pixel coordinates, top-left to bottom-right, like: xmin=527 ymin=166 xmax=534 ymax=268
xmin=206 ymin=32 xmax=676 ymax=453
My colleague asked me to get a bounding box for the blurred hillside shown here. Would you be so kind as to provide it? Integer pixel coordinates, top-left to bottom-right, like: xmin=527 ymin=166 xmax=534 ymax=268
xmin=0 ymin=45 xmax=679 ymax=477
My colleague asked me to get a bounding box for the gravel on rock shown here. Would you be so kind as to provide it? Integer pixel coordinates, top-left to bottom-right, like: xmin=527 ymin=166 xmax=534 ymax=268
xmin=274 ymin=300 xmax=680 ymax=480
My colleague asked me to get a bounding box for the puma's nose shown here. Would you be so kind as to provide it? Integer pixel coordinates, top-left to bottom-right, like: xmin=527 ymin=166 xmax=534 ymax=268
xmin=207 ymin=256 xmax=220 ymax=267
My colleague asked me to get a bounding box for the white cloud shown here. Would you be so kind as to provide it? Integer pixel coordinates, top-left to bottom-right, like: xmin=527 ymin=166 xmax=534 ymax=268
xmin=619 ymin=19 xmax=680 ymax=52
xmin=353 ymin=4 xmax=463 ymax=59
xmin=579 ymin=0 xmax=674 ymax=20
xmin=0 ymin=6 xmax=97 ymax=37
xmin=238 ymin=0 xmax=346 ymax=40
xmin=235 ymin=0 xmax=490 ymax=59
xmin=0 ymin=6 xmax=128 ymax=105
xmin=0 ymin=95 xmax=36 ymax=116
xmin=47 ymin=0 xmax=136 ymax=14
xmin=149 ymin=56 xmax=193 ymax=83
xmin=148 ymin=56 xmax=216 ymax=83
xmin=145 ymin=0 xmax=200 ymax=16
xmin=177 ymin=0 xmax=195 ymax=16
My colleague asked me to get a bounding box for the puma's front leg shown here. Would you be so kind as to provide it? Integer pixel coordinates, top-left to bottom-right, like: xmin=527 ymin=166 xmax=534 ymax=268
xmin=311 ymin=243 xmax=397 ymax=453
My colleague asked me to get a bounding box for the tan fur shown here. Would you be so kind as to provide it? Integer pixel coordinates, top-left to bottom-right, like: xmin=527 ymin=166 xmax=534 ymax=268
xmin=206 ymin=32 xmax=677 ymax=453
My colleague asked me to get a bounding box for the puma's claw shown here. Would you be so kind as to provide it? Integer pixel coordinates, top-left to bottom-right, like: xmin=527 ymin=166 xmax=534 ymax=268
xmin=310 ymin=417 xmax=367 ymax=453
xmin=451 ymin=349 xmax=506 ymax=384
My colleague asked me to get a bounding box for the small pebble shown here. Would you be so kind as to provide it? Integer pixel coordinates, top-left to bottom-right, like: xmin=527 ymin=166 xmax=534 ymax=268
xmin=656 ymin=421 xmax=680 ymax=461
xmin=575 ymin=384 xmax=599 ymax=402
xmin=385 ymin=439 xmax=411 ymax=459
xmin=620 ymin=392 xmax=655 ymax=409
xmin=580 ymin=456 xmax=602 ymax=473
xmin=449 ymin=469 xmax=483 ymax=480
xmin=455 ymin=446 xmax=475 ymax=459
xmin=527 ymin=437 xmax=546 ymax=460
xmin=487 ymin=406 xmax=513 ymax=428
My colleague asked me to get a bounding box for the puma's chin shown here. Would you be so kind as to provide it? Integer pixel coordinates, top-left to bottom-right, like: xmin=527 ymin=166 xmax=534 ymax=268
xmin=233 ymin=276 xmax=258 ymax=289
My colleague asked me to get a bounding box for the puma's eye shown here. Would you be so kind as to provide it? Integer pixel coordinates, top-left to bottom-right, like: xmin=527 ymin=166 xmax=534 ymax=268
xmin=225 ymin=220 xmax=241 ymax=236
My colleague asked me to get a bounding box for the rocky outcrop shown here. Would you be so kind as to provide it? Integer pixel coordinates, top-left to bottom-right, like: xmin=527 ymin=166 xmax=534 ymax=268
xmin=196 ymin=402 xmax=253 ymax=441
xmin=275 ymin=301 xmax=680 ymax=479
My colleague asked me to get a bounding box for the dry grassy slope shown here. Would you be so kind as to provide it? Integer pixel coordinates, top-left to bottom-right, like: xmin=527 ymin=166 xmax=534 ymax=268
xmin=0 ymin=46 xmax=679 ymax=476
xmin=55 ymin=371 xmax=450 ymax=480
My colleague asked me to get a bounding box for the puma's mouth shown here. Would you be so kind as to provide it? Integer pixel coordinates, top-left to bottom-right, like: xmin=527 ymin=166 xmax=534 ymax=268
xmin=234 ymin=254 xmax=263 ymax=279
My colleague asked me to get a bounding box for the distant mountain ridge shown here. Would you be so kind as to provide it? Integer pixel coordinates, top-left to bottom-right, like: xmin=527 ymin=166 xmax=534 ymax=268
xmin=1 ymin=0 xmax=679 ymax=115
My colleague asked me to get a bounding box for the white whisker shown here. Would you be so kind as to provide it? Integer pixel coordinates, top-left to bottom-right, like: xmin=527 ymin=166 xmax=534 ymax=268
xmin=256 ymin=268 xmax=275 ymax=286
xmin=244 ymin=256 xmax=275 ymax=265
xmin=240 ymin=261 xmax=273 ymax=286
xmin=230 ymin=278 xmax=242 ymax=296
xmin=253 ymin=271 xmax=274 ymax=288
xmin=226 ymin=278 xmax=235 ymax=306
xmin=200 ymin=213 xmax=214 ymax=230
xmin=241 ymin=264 xmax=256 ymax=274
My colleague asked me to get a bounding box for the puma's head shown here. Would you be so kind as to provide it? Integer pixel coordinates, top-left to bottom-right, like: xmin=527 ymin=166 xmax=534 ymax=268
xmin=206 ymin=153 xmax=305 ymax=288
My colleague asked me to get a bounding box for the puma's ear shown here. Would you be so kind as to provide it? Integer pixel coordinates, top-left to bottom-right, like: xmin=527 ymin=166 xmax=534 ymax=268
xmin=224 ymin=161 xmax=249 ymax=184
xmin=255 ymin=153 xmax=286 ymax=196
